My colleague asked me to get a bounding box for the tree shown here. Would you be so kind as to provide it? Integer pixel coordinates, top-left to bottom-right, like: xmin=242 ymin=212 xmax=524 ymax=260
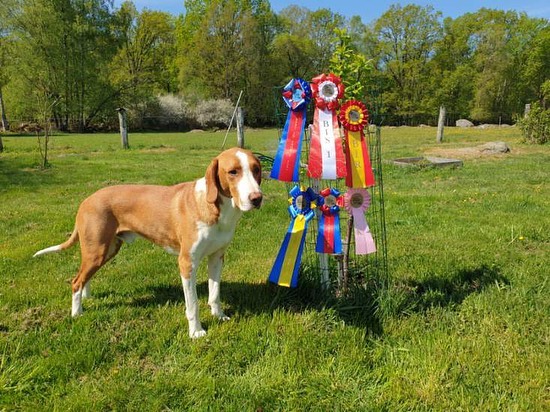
xmin=274 ymin=6 xmax=345 ymax=78
xmin=371 ymin=4 xmax=443 ymax=119
xmin=329 ymin=28 xmax=373 ymax=102
xmin=434 ymin=9 xmax=548 ymax=123
xmin=0 ymin=1 xmax=15 ymax=138
xmin=110 ymin=2 xmax=177 ymax=116
xmin=4 ymin=0 xmax=118 ymax=131
xmin=178 ymin=0 xmax=277 ymax=125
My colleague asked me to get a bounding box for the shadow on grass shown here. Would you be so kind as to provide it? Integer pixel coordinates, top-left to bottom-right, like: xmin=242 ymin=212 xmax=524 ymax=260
xmin=0 ymin=156 xmax=57 ymax=190
xmin=95 ymin=263 xmax=507 ymax=338
xmin=104 ymin=277 xmax=386 ymax=337
xmin=392 ymin=263 xmax=509 ymax=314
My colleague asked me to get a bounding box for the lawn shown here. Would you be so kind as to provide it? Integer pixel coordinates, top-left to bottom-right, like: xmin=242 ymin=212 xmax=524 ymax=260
xmin=0 ymin=127 xmax=548 ymax=410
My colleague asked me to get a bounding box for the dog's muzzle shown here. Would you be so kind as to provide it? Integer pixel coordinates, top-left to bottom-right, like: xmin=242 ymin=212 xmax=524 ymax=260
xmin=249 ymin=192 xmax=263 ymax=209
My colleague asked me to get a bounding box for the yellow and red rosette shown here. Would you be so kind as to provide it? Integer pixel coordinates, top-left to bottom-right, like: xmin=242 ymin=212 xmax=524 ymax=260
xmin=340 ymin=100 xmax=375 ymax=188
xmin=307 ymin=73 xmax=347 ymax=180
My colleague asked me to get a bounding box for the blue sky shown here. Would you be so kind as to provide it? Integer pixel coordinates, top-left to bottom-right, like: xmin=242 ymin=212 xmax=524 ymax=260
xmin=115 ymin=0 xmax=550 ymax=22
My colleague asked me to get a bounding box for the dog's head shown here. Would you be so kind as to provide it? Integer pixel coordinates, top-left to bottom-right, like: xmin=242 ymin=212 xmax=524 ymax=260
xmin=205 ymin=148 xmax=262 ymax=211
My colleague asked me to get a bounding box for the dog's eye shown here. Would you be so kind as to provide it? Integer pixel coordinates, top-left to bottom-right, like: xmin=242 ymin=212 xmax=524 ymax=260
xmin=228 ymin=169 xmax=238 ymax=176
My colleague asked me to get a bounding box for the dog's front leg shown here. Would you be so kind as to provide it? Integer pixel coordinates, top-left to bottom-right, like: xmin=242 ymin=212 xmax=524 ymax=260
xmin=179 ymin=255 xmax=206 ymax=338
xmin=208 ymin=251 xmax=230 ymax=321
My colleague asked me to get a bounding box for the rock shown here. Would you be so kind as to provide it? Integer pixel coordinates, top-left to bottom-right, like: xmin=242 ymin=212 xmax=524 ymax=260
xmin=478 ymin=141 xmax=510 ymax=154
xmin=456 ymin=119 xmax=474 ymax=127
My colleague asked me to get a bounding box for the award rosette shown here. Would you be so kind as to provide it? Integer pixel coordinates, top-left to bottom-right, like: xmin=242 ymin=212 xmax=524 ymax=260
xmin=316 ymin=188 xmax=344 ymax=254
xmin=270 ymin=78 xmax=311 ymax=182
xmin=340 ymin=100 xmax=375 ymax=188
xmin=268 ymin=186 xmax=318 ymax=288
xmin=344 ymin=189 xmax=376 ymax=255
xmin=307 ymin=73 xmax=347 ymax=180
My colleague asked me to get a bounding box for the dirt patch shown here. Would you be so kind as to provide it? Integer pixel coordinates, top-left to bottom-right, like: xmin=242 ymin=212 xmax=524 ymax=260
xmin=426 ymin=141 xmax=511 ymax=159
xmin=138 ymin=146 xmax=176 ymax=154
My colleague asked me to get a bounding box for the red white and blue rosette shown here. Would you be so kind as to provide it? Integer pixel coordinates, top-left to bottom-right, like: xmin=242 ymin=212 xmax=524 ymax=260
xmin=307 ymin=73 xmax=347 ymax=180
xmin=316 ymin=187 xmax=343 ymax=254
xmin=268 ymin=186 xmax=318 ymax=288
xmin=270 ymin=78 xmax=311 ymax=182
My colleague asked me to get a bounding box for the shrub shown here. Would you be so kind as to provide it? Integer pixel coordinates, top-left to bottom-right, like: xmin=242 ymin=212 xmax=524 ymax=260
xmin=193 ymin=98 xmax=233 ymax=129
xmin=517 ymin=102 xmax=550 ymax=144
xmin=133 ymin=94 xmax=233 ymax=131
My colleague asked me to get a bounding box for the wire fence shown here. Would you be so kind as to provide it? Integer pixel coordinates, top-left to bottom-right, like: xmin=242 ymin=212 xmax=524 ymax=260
xmin=270 ymin=86 xmax=388 ymax=295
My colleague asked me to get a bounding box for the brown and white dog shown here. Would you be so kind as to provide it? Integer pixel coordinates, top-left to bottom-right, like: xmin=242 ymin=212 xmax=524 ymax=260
xmin=33 ymin=148 xmax=262 ymax=338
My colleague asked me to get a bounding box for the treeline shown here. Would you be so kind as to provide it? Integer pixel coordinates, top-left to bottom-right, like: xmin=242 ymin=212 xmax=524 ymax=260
xmin=0 ymin=0 xmax=548 ymax=131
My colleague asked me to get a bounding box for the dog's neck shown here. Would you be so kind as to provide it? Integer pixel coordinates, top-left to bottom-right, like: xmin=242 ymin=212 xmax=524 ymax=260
xmin=217 ymin=194 xmax=243 ymax=230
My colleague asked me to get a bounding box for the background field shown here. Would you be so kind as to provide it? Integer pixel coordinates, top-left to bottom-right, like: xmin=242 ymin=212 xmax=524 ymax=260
xmin=1 ymin=127 xmax=548 ymax=410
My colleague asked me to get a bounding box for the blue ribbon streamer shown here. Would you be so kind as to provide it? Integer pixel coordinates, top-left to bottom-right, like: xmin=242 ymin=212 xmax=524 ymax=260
xmin=270 ymin=79 xmax=311 ymax=182
xmin=316 ymin=188 xmax=342 ymax=254
xmin=268 ymin=186 xmax=317 ymax=288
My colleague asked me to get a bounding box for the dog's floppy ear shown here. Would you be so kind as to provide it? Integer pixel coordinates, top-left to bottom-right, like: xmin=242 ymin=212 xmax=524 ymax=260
xmin=205 ymin=158 xmax=219 ymax=204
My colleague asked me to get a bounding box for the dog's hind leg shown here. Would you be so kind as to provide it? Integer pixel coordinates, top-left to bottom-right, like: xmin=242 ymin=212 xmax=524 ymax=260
xmin=208 ymin=251 xmax=229 ymax=321
xmin=80 ymin=237 xmax=123 ymax=301
xmin=72 ymin=255 xmax=104 ymax=317
xmin=71 ymin=217 xmax=121 ymax=317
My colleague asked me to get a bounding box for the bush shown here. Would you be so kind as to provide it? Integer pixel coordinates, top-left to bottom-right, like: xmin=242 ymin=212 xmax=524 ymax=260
xmin=517 ymin=102 xmax=550 ymax=144
xmin=132 ymin=94 xmax=233 ymax=131
xmin=193 ymin=98 xmax=233 ymax=129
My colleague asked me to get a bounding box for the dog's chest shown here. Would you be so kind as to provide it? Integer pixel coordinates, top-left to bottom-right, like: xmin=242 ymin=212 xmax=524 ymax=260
xmin=191 ymin=208 xmax=241 ymax=258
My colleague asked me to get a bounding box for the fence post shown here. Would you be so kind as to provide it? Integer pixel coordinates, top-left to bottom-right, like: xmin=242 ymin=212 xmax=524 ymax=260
xmin=117 ymin=108 xmax=129 ymax=149
xmin=236 ymin=107 xmax=244 ymax=148
xmin=436 ymin=105 xmax=446 ymax=143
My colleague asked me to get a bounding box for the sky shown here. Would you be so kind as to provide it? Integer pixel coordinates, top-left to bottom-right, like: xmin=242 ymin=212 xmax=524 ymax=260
xmin=115 ymin=0 xmax=550 ymax=22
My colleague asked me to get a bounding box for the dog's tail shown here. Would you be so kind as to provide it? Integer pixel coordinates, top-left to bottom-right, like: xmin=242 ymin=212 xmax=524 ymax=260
xmin=33 ymin=226 xmax=79 ymax=257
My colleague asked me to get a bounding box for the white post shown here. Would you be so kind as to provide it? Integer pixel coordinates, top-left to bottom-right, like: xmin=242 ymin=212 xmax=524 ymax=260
xmin=236 ymin=107 xmax=244 ymax=148
xmin=436 ymin=105 xmax=446 ymax=143
xmin=117 ymin=108 xmax=129 ymax=149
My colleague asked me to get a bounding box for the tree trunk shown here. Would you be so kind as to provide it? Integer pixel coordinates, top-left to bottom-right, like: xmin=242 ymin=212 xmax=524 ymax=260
xmin=436 ymin=105 xmax=446 ymax=143
xmin=0 ymin=88 xmax=9 ymax=132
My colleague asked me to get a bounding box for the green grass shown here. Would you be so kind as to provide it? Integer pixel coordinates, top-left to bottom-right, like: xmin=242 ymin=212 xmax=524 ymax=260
xmin=0 ymin=127 xmax=548 ymax=410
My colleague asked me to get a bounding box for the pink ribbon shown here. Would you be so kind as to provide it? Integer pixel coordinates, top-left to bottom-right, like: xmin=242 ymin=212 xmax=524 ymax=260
xmin=344 ymin=189 xmax=376 ymax=255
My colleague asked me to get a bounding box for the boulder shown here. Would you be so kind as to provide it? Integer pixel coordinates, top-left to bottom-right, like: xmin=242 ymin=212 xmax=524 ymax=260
xmin=456 ymin=119 xmax=474 ymax=127
xmin=478 ymin=141 xmax=511 ymax=154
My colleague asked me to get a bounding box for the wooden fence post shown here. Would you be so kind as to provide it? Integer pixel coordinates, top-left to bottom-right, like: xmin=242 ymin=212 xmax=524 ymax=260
xmin=117 ymin=107 xmax=129 ymax=149
xmin=436 ymin=105 xmax=446 ymax=143
xmin=236 ymin=107 xmax=244 ymax=148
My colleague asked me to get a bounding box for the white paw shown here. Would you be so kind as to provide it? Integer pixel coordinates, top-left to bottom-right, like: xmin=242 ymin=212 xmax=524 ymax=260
xmin=215 ymin=313 xmax=230 ymax=322
xmin=211 ymin=306 xmax=230 ymax=321
xmin=71 ymin=308 xmax=83 ymax=317
xmin=190 ymin=329 xmax=207 ymax=339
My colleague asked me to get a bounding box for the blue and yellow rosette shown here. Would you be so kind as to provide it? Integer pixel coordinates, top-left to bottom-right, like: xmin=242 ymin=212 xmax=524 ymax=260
xmin=316 ymin=188 xmax=343 ymax=254
xmin=270 ymin=78 xmax=311 ymax=182
xmin=268 ymin=186 xmax=318 ymax=288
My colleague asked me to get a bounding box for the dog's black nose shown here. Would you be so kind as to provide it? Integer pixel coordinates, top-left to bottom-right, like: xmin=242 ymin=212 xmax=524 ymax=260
xmin=249 ymin=192 xmax=263 ymax=208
